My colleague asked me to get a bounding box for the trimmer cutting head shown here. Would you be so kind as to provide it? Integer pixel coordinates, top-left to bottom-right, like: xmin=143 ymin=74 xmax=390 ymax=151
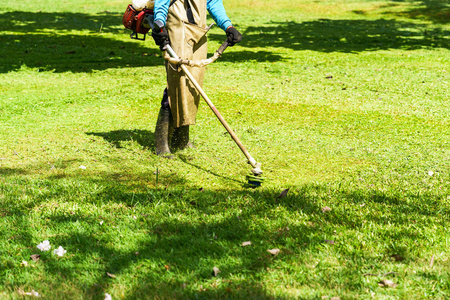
xmin=246 ymin=162 xmax=264 ymax=187
xmin=246 ymin=174 xmax=265 ymax=187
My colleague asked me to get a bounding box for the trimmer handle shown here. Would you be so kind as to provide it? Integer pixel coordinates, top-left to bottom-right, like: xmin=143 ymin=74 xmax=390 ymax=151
xmin=164 ymin=39 xmax=229 ymax=67
xmin=217 ymin=40 xmax=229 ymax=56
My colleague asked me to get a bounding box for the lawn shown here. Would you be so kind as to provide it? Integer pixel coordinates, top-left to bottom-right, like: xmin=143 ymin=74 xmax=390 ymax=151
xmin=0 ymin=0 xmax=449 ymax=299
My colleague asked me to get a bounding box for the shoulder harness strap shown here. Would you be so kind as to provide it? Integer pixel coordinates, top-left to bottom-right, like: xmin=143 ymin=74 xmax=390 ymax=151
xmin=169 ymin=0 xmax=196 ymax=24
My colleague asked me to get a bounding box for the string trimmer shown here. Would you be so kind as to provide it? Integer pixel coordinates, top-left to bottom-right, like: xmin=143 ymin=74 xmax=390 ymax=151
xmin=164 ymin=41 xmax=264 ymax=187
xmin=121 ymin=5 xmax=264 ymax=185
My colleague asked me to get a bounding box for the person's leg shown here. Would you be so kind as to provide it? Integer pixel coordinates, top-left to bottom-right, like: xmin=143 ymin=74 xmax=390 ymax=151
xmin=171 ymin=125 xmax=194 ymax=150
xmin=154 ymin=89 xmax=174 ymax=158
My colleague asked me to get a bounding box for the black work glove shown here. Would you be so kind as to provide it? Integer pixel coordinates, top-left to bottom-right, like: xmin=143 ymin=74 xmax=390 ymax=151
xmin=152 ymin=20 xmax=170 ymax=50
xmin=225 ymin=26 xmax=242 ymax=46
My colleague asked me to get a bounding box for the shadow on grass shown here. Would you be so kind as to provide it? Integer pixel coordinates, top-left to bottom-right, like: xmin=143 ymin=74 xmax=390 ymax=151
xmin=0 ymin=11 xmax=160 ymax=73
xmin=386 ymin=0 xmax=450 ymax=24
xmin=1 ymin=11 xmax=448 ymax=73
xmin=232 ymin=19 xmax=449 ymax=53
xmin=87 ymin=129 xmax=155 ymax=149
xmin=177 ymin=154 xmax=243 ymax=185
xmin=1 ymin=164 xmax=449 ymax=298
xmin=0 ymin=11 xmax=281 ymax=74
xmin=0 ymin=167 xmax=29 ymax=176
xmin=1 ymin=172 xmax=320 ymax=298
xmin=85 ymin=132 xmax=247 ymax=190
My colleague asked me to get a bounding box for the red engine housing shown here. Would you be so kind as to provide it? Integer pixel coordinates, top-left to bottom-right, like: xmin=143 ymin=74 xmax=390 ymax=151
xmin=122 ymin=4 xmax=154 ymax=40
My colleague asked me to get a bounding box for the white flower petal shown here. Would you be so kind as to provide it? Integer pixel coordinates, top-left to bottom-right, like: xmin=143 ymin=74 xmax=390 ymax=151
xmin=37 ymin=240 xmax=51 ymax=251
xmin=53 ymin=246 xmax=67 ymax=257
xmin=24 ymin=290 xmax=40 ymax=297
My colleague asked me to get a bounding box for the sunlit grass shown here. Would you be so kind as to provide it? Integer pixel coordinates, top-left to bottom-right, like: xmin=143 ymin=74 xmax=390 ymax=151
xmin=0 ymin=0 xmax=449 ymax=299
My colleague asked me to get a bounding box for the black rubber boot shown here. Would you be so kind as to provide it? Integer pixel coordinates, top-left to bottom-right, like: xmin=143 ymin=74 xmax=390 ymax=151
xmin=154 ymin=107 xmax=174 ymax=158
xmin=171 ymin=125 xmax=194 ymax=150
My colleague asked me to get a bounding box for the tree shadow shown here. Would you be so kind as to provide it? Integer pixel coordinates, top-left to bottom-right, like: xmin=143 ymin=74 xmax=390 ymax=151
xmin=0 ymin=33 xmax=161 ymax=74
xmin=3 ymin=11 xmax=123 ymax=33
xmin=0 ymin=10 xmax=163 ymax=73
xmin=86 ymin=129 xmax=155 ymax=149
xmin=0 ymin=11 xmax=284 ymax=74
xmin=2 ymin=11 xmax=448 ymax=74
xmin=1 ymin=163 xmax=449 ymax=298
xmin=238 ymin=19 xmax=448 ymax=53
xmin=386 ymin=0 xmax=449 ymax=24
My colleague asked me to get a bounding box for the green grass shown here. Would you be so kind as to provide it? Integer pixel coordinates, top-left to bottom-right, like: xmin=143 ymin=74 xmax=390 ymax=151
xmin=0 ymin=0 xmax=449 ymax=299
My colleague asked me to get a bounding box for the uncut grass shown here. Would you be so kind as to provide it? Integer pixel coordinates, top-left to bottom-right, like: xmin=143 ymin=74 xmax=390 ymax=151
xmin=1 ymin=0 xmax=450 ymax=299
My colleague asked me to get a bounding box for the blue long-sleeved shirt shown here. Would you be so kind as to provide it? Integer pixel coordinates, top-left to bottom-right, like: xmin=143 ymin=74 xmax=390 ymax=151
xmin=154 ymin=0 xmax=232 ymax=31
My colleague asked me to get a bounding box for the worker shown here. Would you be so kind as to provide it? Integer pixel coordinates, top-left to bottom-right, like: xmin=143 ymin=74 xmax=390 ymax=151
xmin=151 ymin=0 xmax=241 ymax=157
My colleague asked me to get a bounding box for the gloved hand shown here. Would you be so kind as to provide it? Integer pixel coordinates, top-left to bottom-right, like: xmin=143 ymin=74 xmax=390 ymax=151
xmin=225 ymin=26 xmax=242 ymax=46
xmin=152 ymin=20 xmax=170 ymax=50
